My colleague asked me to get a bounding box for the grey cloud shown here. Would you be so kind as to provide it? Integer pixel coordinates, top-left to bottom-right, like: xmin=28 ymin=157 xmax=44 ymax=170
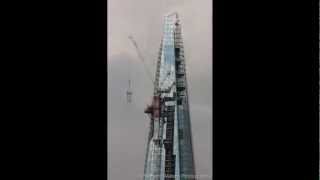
xmin=108 ymin=0 xmax=212 ymax=179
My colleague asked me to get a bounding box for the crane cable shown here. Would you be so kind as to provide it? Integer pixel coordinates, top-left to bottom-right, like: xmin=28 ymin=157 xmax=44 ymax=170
xmin=128 ymin=35 xmax=174 ymax=94
xmin=126 ymin=50 xmax=133 ymax=103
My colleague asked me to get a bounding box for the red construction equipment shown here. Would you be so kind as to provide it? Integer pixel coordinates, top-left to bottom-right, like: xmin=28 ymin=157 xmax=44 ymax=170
xmin=144 ymin=96 xmax=161 ymax=118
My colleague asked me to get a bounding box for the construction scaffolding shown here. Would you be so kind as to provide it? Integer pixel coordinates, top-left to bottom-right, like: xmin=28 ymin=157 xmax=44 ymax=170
xmin=142 ymin=13 xmax=196 ymax=180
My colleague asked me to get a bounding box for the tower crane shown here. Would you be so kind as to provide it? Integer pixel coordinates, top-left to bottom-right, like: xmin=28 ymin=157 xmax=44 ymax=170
xmin=128 ymin=35 xmax=174 ymax=89
xmin=128 ymin=35 xmax=154 ymax=85
xmin=127 ymin=35 xmax=175 ymax=106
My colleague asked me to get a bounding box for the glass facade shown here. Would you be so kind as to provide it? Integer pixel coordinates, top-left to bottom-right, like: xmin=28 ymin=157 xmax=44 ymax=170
xmin=143 ymin=13 xmax=196 ymax=180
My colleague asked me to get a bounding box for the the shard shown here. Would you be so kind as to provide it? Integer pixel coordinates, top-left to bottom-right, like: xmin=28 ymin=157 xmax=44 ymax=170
xmin=143 ymin=13 xmax=196 ymax=180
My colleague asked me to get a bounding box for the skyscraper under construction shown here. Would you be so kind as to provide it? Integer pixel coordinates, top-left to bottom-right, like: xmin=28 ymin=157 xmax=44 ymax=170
xmin=143 ymin=13 xmax=196 ymax=180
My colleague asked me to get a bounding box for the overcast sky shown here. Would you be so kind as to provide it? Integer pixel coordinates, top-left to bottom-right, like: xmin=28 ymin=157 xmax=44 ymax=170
xmin=108 ymin=0 xmax=212 ymax=179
